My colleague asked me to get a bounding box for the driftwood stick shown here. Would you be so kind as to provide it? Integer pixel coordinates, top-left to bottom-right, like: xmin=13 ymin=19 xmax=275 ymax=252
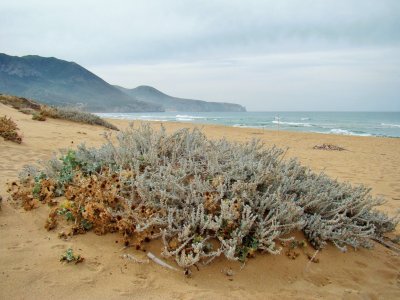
xmin=305 ymin=250 xmax=319 ymax=272
xmin=373 ymin=238 xmax=400 ymax=254
xmin=120 ymin=253 xmax=149 ymax=264
xmin=147 ymin=252 xmax=178 ymax=271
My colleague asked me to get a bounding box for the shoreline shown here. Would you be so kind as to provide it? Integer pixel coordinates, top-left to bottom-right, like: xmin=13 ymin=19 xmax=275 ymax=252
xmin=95 ymin=110 xmax=400 ymax=138
xmin=109 ymin=117 xmax=400 ymax=139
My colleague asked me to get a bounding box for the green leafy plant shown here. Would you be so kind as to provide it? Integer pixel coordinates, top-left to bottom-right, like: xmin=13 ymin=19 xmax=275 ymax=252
xmin=57 ymin=207 xmax=75 ymax=221
xmin=60 ymin=248 xmax=84 ymax=264
xmin=58 ymin=150 xmax=79 ymax=187
xmin=32 ymin=172 xmax=46 ymax=199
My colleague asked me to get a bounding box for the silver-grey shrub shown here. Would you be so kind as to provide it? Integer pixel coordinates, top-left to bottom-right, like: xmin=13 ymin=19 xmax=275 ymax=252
xmin=41 ymin=106 xmax=118 ymax=130
xmin=17 ymin=124 xmax=399 ymax=269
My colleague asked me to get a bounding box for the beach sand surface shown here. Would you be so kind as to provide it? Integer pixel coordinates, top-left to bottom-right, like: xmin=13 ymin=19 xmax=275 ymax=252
xmin=1 ymin=103 xmax=400 ymax=299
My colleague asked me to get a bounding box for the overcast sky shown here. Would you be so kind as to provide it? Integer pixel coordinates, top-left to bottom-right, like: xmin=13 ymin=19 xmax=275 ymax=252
xmin=1 ymin=0 xmax=399 ymax=111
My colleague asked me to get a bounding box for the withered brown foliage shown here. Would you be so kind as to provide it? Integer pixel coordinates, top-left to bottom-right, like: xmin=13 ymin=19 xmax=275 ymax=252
xmin=0 ymin=115 xmax=22 ymax=143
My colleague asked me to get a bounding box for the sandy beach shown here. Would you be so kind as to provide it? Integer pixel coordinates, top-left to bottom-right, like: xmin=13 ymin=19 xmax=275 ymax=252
xmin=1 ymin=103 xmax=400 ymax=299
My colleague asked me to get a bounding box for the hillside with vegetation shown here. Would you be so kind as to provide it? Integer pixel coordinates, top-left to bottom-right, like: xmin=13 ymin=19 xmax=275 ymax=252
xmin=116 ymin=85 xmax=246 ymax=112
xmin=0 ymin=54 xmax=163 ymax=112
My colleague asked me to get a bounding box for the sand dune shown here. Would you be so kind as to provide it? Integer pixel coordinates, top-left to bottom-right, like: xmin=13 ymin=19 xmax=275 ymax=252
xmin=1 ymin=103 xmax=400 ymax=299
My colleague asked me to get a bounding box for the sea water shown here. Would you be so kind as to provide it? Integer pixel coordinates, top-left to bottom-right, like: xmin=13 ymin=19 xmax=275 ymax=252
xmin=95 ymin=111 xmax=400 ymax=138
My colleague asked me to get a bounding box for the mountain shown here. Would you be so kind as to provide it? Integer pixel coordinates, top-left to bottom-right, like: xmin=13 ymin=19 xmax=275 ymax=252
xmin=0 ymin=53 xmax=163 ymax=112
xmin=115 ymin=85 xmax=246 ymax=112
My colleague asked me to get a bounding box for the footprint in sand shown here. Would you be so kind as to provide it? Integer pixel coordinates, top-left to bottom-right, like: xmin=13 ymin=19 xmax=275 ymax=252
xmin=354 ymin=260 xmax=367 ymax=268
xmin=7 ymin=243 xmax=23 ymax=250
xmin=50 ymin=244 xmax=66 ymax=250
xmin=80 ymin=276 xmax=95 ymax=285
xmin=131 ymin=275 xmax=147 ymax=286
xmin=112 ymin=289 xmax=134 ymax=297
xmin=131 ymin=272 xmax=157 ymax=290
xmin=305 ymin=272 xmax=332 ymax=287
xmin=86 ymin=261 xmax=104 ymax=272
xmin=375 ymin=268 xmax=398 ymax=283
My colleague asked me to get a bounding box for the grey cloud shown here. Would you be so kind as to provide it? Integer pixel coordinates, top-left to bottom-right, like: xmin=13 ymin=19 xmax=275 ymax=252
xmin=2 ymin=0 xmax=400 ymax=64
xmin=1 ymin=0 xmax=399 ymax=110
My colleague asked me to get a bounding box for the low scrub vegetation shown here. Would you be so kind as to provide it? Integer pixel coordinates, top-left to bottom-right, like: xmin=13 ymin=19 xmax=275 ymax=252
xmin=0 ymin=94 xmax=118 ymax=130
xmin=8 ymin=124 xmax=398 ymax=271
xmin=0 ymin=94 xmax=41 ymax=111
xmin=40 ymin=106 xmax=118 ymax=130
xmin=0 ymin=115 xmax=22 ymax=143
xmin=32 ymin=113 xmax=46 ymax=121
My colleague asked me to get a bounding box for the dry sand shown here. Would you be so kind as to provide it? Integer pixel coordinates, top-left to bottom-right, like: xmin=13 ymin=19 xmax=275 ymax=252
xmin=1 ymin=103 xmax=400 ymax=299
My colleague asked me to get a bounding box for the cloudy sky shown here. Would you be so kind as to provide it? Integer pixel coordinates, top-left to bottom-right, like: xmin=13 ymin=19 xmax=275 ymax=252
xmin=1 ymin=0 xmax=399 ymax=111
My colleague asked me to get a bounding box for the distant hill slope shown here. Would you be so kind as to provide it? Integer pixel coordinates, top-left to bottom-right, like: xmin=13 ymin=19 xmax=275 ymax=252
xmin=115 ymin=85 xmax=246 ymax=112
xmin=0 ymin=54 xmax=163 ymax=112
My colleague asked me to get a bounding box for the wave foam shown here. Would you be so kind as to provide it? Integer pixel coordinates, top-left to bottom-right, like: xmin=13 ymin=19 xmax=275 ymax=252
xmin=272 ymin=120 xmax=312 ymax=127
xmin=176 ymin=114 xmax=205 ymax=119
xmin=329 ymin=129 xmax=371 ymax=136
xmin=381 ymin=123 xmax=400 ymax=128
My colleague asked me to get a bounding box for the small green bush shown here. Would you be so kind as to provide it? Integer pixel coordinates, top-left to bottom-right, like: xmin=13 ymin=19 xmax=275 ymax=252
xmin=60 ymin=248 xmax=84 ymax=264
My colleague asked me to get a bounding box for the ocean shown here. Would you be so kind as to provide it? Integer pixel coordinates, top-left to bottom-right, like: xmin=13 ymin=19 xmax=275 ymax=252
xmin=95 ymin=111 xmax=400 ymax=138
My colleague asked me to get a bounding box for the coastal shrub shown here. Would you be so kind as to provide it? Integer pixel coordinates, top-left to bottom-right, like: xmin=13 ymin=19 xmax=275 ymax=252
xmin=32 ymin=112 xmax=46 ymax=121
xmin=40 ymin=106 xmax=118 ymax=131
xmin=0 ymin=115 xmax=22 ymax=143
xmin=8 ymin=124 xmax=398 ymax=270
xmin=0 ymin=94 xmax=117 ymax=130
xmin=19 ymin=108 xmax=36 ymax=115
xmin=0 ymin=94 xmax=41 ymax=111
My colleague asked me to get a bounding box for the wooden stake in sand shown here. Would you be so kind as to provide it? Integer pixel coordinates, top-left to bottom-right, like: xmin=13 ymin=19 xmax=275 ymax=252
xmin=147 ymin=252 xmax=178 ymax=271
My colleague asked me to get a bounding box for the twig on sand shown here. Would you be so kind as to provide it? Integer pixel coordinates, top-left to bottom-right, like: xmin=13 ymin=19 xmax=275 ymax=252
xmin=120 ymin=253 xmax=149 ymax=264
xmin=305 ymin=250 xmax=319 ymax=272
xmin=373 ymin=238 xmax=400 ymax=254
xmin=147 ymin=252 xmax=178 ymax=271
xmin=313 ymin=144 xmax=346 ymax=151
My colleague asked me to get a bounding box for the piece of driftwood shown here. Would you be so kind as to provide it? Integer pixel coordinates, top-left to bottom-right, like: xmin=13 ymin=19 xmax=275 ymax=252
xmin=147 ymin=252 xmax=178 ymax=271
xmin=305 ymin=250 xmax=319 ymax=272
xmin=120 ymin=253 xmax=149 ymax=264
xmin=313 ymin=144 xmax=346 ymax=151
xmin=373 ymin=238 xmax=400 ymax=254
